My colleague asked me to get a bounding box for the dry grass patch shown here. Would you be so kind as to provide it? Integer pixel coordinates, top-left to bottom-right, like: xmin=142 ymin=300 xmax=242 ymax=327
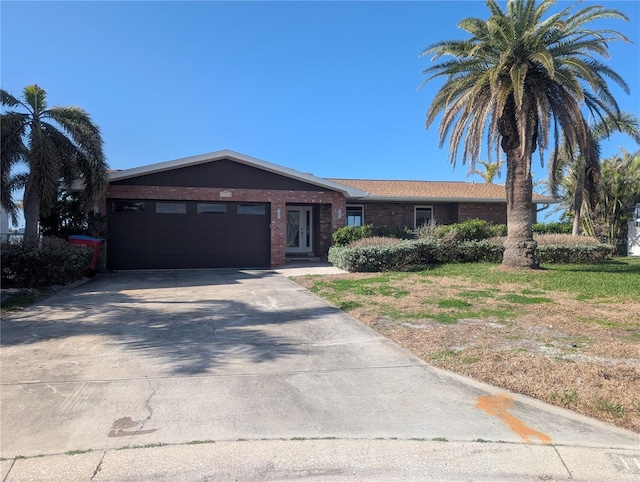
xmin=297 ymin=261 xmax=640 ymax=432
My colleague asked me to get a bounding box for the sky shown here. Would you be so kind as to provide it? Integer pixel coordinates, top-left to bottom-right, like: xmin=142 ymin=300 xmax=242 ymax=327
xmin=2 ymin=0 xmax=639 ymax=200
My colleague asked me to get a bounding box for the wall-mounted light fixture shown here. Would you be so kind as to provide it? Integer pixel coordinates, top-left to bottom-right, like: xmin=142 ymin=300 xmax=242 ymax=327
xmin=276 ymin=208 xmax=281 ymax=219
xmin=337 ymin=208 xmax=343 ymax=219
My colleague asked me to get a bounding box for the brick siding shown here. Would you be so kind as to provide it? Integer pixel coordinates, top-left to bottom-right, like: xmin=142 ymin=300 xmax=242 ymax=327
xmin=360 ymin=201 xmax=504 ymax=230
xmin=457 ymin=203 xmax=507 ymax=225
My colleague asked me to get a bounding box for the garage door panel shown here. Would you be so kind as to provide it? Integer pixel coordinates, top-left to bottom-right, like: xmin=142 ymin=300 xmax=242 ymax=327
xmin=150 ymin=255 xmax=189 ymax=269
xmin=108 ymin=200 xmax=270 ymax=269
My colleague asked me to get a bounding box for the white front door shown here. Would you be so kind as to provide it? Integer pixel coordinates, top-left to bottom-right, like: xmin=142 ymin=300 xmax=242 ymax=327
xmin=286 ymin=207 xmax=313 ymax=253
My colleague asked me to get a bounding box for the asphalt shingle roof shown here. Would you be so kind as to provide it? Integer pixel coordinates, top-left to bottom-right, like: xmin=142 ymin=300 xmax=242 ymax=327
xmin=328 ymin=179 xmax=555 ymax=203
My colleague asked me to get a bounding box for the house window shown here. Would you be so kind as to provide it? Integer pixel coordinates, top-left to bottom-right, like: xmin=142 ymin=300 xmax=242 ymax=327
xmin=197 ymin=203 xmax=227 ymax=214
xmin=414 ymin=206 xmax=433 ymax=228
xmin=156 ymin=202 xmax=187 ymax=214
xmin=113 ymin=201 xmax=145 ymax=213
xmin=238 ymin=204 xmax=266 ymax=215
xmin=346 ymin=205 xmax=364 ymax=227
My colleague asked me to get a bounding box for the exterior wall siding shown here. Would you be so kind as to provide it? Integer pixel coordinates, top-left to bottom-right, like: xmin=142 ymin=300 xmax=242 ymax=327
xmin=103 ymin=185 xmax=346 ymax=268
xmin=360 ymin=201 xmax=507 ymax=230
xmin=457 ymin=203 xmax=507 ymax=225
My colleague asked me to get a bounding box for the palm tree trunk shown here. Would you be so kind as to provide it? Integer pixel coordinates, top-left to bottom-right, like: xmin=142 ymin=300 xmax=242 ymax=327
xmin=503 ymin=151 xmax=539 ymax=269
xmin=23 ymin=176 xmax=40 ymax=243
xmin=572 ymin=171 xmax=585 ymax=236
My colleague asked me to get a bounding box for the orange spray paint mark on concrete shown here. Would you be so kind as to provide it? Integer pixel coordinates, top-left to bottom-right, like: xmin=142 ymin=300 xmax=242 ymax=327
xmin=476 ymin=393 xmax=552 ymax=445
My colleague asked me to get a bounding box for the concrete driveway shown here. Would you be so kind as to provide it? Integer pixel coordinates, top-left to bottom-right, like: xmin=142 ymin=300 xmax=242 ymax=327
xmin=1 ymin=269 xmax=639 ymax=481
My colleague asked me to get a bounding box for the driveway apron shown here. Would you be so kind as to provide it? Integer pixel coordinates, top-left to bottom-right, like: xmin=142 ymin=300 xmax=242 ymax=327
xmin=2 ymin=269 xmax=638 ymax=460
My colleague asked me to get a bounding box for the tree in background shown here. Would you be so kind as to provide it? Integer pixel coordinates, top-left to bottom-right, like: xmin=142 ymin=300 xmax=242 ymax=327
xmin=549 ymin=113 xmax=640 ymax=236
xmin=420 ymin=0 xmax=629 ymax=269
xmin=581 ymin=149 xmax=640 ymax=253
xmin=470 ymin=160 xmax=502 ymax=184
xmin=1 ymin=84 xmax=107 ymax=242
xmin=39 ymin=191 xmax=88 ymax=239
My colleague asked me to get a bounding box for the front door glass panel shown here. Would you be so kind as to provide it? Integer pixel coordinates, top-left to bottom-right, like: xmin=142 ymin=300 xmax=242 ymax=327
xmin=286 ymin=207 xmax=312 ymax=252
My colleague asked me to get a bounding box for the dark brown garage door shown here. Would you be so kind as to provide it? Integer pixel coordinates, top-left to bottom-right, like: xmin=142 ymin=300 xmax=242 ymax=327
xmin=107 ymin=200 xmax=270 ymax=269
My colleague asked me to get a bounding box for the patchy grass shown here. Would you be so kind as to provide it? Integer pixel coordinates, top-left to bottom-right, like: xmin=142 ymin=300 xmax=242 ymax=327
xmin=66 ymin=449 xmax=92 ymax=456
xmin=500 ymin=294 xmax=552 ymax=304
xmin=296 ymin=258 xmax=640 ymax=433
xmin=1 ymin=289 xmax=44 ymax=312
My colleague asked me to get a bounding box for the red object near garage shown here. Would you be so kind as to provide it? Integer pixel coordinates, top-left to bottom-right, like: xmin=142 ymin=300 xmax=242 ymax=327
xmin=69 ymin=235 xmax=103 ymax=271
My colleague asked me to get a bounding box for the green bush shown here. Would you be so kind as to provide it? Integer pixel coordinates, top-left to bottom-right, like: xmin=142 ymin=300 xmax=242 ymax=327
xmin=328 ymin=242 xmax=415 ymax=272
xmin=349 ymin=237 xmax=403 ymax=248
xmin=329 ymin=238 xmax=611 ymax=272
xmin=373 ymin=226 xmax=416 ymax=239
xmin=329 ymin=239 xmax=431 ymax=272
xmin=329 ymin=238 xmax=502 ymax=271
xmin=1 ymin=237 xmax=93 ymax=288
xmin=532 ymin=222 xmax=573 ymax=234
xmin=454 ymin=240 xmax=505 ymax=263
xmin=432 ymin=219 xmax=500 ymax=243
xmin=536 ymin=244 xmax=613 ymax=264
xmin=332 ymin=224 xmax=373 ymax=246
xmin=489 ymin=224 xmax=508 ymax=237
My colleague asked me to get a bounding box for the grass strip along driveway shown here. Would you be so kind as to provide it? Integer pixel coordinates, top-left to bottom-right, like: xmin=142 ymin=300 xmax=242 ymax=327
xmin=296 ymin=258 xmax=640 ymax=433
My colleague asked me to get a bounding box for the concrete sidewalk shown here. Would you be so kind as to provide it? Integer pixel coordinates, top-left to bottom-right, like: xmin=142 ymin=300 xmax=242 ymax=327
xmin=1 ymin=268 xmax=638 ymax=481
xmin=2 ymin=439 xmax=640 ymax=481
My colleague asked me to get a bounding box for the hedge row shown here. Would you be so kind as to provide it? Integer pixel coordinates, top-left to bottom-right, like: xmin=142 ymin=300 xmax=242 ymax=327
xmin=328 ymin=240 xmax=612 ymax=272
xmin=1 ymin=237 xmax=93 ymax=288
xmin=536 ymin=244 xmax=612 ymax=264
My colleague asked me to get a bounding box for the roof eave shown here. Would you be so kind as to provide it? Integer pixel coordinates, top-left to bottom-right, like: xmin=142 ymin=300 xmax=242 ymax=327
xmin=347 ymin=195 xmax=560 ymax=203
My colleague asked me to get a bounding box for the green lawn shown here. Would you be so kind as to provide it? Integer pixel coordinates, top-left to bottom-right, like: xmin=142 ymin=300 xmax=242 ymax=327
xmin=414 ymin=257 xmax=640 ymax=301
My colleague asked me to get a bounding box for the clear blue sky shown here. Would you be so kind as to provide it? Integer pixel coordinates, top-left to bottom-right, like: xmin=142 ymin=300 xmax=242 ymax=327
xmin=2 ymin=0 xmax=639 ymax=190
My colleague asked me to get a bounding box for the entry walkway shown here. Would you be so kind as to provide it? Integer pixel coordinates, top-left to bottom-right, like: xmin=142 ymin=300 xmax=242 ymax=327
xmin=1 ymin=269 xmax=638 ymax=480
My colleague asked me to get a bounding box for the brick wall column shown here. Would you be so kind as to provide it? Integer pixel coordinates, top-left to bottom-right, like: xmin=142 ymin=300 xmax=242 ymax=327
xmin=271 ymin=201 xmax=287 ymax=268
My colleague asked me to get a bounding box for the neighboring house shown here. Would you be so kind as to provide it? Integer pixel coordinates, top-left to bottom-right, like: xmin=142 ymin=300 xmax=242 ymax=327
xmin=0 ymin=206 xmax=9 ymax=242
xmin=98 ymin=149 xmax=555 ymax=270
xmin=628 ymin=204 xmax=640 ymax=256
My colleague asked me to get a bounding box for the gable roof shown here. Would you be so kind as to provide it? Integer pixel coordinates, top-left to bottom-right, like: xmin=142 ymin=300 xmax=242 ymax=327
xmin=108 ymin=149 xmax=368 ymax=198
xmin=328 ymin=179 xmax=557 ymax=204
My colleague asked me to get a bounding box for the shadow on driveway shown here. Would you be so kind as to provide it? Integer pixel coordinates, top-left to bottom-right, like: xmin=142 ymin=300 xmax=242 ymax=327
xmin=1 ymin=269 xmax=341 ymax=375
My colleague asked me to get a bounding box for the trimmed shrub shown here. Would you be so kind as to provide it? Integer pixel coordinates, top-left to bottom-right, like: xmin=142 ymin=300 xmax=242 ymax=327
xmin=329 ymin=238 xmax=611 ymax=272
xmin=455 ymin=240 xmax=505 ymax=263
xmin=332 ymin=224 xmax=373 ymax=246
xmin=329 ymin=239 xmax=441 ymax=272
xmin=349 ymin=236 xmax=403 ymax=248
xmin=432 ymin=219 xmax=500 ymax=243
xmin=1 ymin=237 xmax=93 ymax=288
xmin=534 ymin=233 xmax=601 ymax=246
xmin=329 ymin=238 xmax=504 ymax=272
xmin=373 ymin=226 xmax=416 ymax=239
xmin=536 ymin=244 xmax=613 ymax=264
xmin=489 ymin=224 xmax=508 ymax=237
xmin=329 ymin=242 xmax=415 ymax=272
xmin=532 ymin=222 xmax=573 ymax=234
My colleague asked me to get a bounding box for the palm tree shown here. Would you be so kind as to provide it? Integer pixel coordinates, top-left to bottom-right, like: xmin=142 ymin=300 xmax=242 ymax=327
xmin=583 ymin=148 xmax=640 ymax=252
xmin=470 ymin=160 xmax=502 ymax=184
xmin=549 ymin=113 xmax=640 ymax=236
xmin=420 ymin=0 xmax=629 ymax=268
xmin=1 ymin=84 xmax=107 ymax=242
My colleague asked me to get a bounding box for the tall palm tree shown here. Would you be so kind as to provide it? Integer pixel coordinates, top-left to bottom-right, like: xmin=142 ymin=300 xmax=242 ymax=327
xmin=420 ymin=0 xmax=629 ymax=268
xmin=549 ymin=112 xmax=640 ymax=236
xmin=1 ymin=84 xmax=107 ymax=242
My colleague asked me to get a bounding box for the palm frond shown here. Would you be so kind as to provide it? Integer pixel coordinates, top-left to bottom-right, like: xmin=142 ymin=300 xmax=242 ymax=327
xmin=1 ymin=89 xmax=22 ymax=108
